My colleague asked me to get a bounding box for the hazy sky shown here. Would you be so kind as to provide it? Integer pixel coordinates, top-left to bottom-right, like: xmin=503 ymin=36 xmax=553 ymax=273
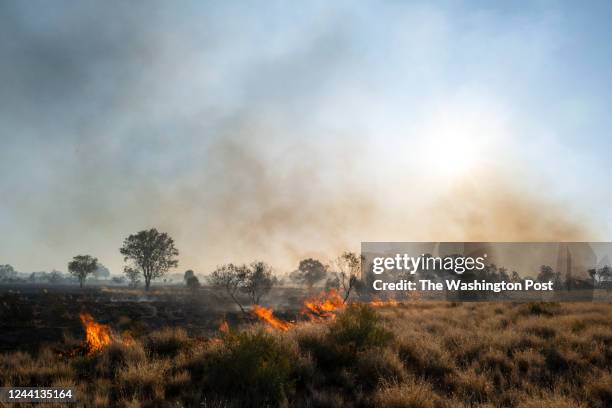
xmin=1 ymin=1 xmax=611 ymax=274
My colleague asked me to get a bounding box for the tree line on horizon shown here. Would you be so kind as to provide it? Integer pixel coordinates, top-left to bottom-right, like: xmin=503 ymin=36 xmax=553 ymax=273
xmin=2 ymin=228 xmax=612 ymax=297
xmin=0 ymin=228 xmax=364 ymax=305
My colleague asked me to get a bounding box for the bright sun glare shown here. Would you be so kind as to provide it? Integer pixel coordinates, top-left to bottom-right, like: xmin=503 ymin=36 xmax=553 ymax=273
xmin=417 ymin=102 xmax=505 ymax=180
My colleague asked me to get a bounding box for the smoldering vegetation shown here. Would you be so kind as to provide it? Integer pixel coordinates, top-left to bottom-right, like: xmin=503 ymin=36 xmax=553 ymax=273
xmin=0 ymin=301 xmax=610 ymax=408
xmin=0 ymin=285 xmax=308 ymax=352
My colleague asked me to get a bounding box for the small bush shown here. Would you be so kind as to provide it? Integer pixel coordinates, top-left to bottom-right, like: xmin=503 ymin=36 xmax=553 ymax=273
xmin=98 ymin=342 xmax=146 ymax=378
xmin=294 ymin=323 xmax=348 ymax=370
xmin=117 ymin=360 xmax=168 ymax=400
xmin=329 ymin=304 xmax=394 ymax=352
xmin=146 ymin=328 xmax=190 ymax=357
xmin=441 ymin=328 xmax=484 ymax=366
xmin=355 ymin=349 xmax=406 ymax=390
xmin=454 ymin=369 xmax=492 ymax=405
xmin=543 ymin=347 xmax=569 ymax=374
xmin=478 ymin=349 xmax=513 ymax=377
xmin=398 ymin=337 xmax=455 ymax=385
xmin=196 ymin=330 xmax=300 ymax=407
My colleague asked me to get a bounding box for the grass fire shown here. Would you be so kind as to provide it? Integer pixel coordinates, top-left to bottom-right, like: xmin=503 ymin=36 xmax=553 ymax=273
xmin=1 ymin=237 xmax=611 ymax=407
xmin=302 ymin=288 xmax=345 ymax=321
xmin=251 ymin=305 xmax=293 ymax=331
xmin=80 ymin=312 xmax=113 ymax=354
xmin=1 ymin=293 xmax=611 ymax=408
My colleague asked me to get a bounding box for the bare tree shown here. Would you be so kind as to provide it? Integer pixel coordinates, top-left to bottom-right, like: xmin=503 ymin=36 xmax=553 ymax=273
xmin=242 ymin=261 xmax=277 ymax=304
xmin=119 ymin=228 xmax=179 ymax=290
xmin=207 ymin=264 xmax=248 ymax=313
xmin=332 ymin=251 xmax=361 ymax=302
xmin=68 ymin=255 xmax=98 ymax=288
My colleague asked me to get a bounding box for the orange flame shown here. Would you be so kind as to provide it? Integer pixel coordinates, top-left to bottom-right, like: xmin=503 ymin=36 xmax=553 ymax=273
xmin=121 ymin=331 xmax=135 ymax=346
xmin=219 ymin=321 xmax=230 ymax=334
xmin=369 ymin=298 xmax=400 ymax=307
xmin=79 ymin=312 xmax=112 ymax=354
xmin=302 ymin=288 xmax=345 ymax=321
xmin=252 ymin=305 xmax=292 ymax=331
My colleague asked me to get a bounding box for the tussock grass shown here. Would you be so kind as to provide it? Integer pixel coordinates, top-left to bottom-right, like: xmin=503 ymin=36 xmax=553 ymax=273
xmin=0 ymin=302 xmax=610 ymax=407
xmin=370 ymin=381 xmax=439 ymax=408
xmin=145 ymin=327 xmax=190 ymax=357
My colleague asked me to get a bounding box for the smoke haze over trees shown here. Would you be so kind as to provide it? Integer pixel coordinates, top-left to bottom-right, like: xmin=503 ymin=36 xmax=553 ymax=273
xmin=1 ymin=2 xmax=609 ymax=276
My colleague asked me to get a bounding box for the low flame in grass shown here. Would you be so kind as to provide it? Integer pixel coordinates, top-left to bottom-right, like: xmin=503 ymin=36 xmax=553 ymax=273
xmin=80 ymin=312 xmax=112 ymax=354
xmin=219 ymin=321 xmax=230 ymax=334
xmin=252 ymin=305 xmax=293 ymax=331
xmin=121 ymin=331 xmax=135 ymax=346
xmin=370 ymin=298 xmax=399 ymax=307
xmin=302 ymin=288 xmax=345 ymax=321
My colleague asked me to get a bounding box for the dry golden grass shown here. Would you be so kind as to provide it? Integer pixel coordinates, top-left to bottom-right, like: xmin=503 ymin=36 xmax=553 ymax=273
xmin=370 ymin=380 xmax=439 ymax=408
xmin=0 ymin=302 xmax=610 ymax=407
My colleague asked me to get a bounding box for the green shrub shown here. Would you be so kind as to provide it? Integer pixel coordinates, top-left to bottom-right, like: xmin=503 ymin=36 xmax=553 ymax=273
xmin=329 ymin=304 xmax=394 ymax=352
xmin=197 ymin=330 xmax=299 ymax=407
xmin=297 ymin=305 xmax=394 ymax=378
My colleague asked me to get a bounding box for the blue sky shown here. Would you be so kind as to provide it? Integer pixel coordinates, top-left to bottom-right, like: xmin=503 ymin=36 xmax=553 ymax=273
xmin=1 ymin=1 xmax=611 ymax=274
